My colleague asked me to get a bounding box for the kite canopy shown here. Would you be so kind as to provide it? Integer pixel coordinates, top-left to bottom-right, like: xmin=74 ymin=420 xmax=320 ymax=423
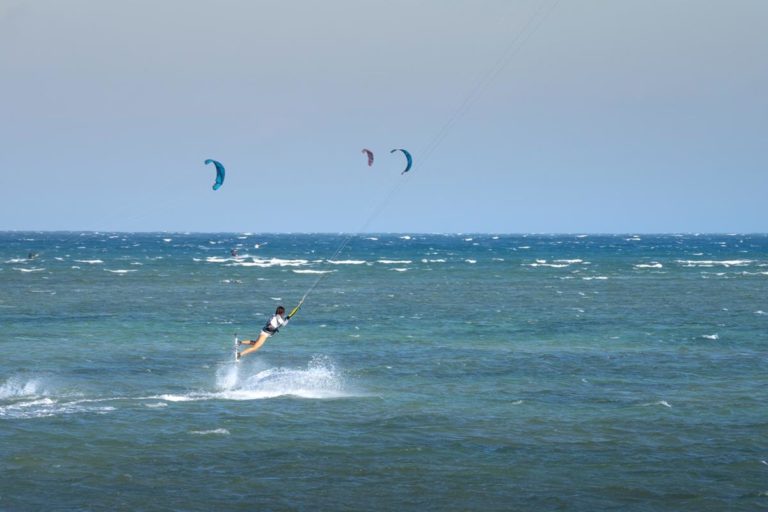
xmin=361 ymin=148 xmax=374 ymax=167
xmin=204 ymin=159 xmax=225 ymax=190
xmin=390 ymin=149 xmax=413 ymax=174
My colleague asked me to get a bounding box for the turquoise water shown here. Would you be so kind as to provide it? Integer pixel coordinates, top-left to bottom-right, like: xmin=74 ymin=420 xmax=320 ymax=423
xmin=1 ymin=232 xmax=767 ymax=511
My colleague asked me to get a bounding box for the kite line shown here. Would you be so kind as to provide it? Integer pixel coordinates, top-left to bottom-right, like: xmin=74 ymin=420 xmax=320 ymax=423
xmin=288 ymin=0 xmax=561 ymax=317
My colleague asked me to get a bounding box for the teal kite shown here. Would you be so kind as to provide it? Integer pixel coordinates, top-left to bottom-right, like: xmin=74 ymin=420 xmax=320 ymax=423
xmin=205 ymin=159 xmax=225 ymax=190
xmin=390 ymin=149 xmax=412 ymax=174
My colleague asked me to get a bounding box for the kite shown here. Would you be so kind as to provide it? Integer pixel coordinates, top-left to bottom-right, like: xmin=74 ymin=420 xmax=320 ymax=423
xmin=390 ymin=149 xmax=413 ymax=174
xmin=361 ymin=149 xmax=374 ymax=167
xmin=204 ymin=159 xmax=225 ymax=190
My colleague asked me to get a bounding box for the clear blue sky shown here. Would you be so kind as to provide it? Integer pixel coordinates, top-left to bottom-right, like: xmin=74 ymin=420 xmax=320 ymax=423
xmin=1 ymin=0 xmax=766 ymax=233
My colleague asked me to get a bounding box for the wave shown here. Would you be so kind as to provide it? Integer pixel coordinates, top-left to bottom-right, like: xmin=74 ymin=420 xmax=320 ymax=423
xmin=156 ymin=356 xmax=355 ymax=402
xmin=292 ymin=269 xmax=334 ymax=274
xmin=74 ymin=259 xmax=104 ymax=264
xmin=635 ymin=262 xmax=663 ymax=269
xmin=327 ymin=260 xmax=366 ymax=265
xmin=0 ymin=376 xmax=116 ymax=420
xmin=377 ymin=259 xmax=412 ymax=264
xmin=676 ymin=259 xmax=753 ymax=268
xmin=190 ymin=428 xmax=230 ymax=436
xmin=525 ymin=260 xmax=569 ymax=268
xmin=225 ymin=258 xmax=309 ymax=268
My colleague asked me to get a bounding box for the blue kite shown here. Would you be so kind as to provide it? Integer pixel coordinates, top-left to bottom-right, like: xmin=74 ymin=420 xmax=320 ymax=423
xmin=390 ymin=149 xmax=413 ymax=174
xmin=204 ymin=159 xmax=225 ymax=190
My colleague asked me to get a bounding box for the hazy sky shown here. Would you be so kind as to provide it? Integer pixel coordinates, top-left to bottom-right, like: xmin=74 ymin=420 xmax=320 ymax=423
xmin=1 ymin=0 xmax=766 ymax=233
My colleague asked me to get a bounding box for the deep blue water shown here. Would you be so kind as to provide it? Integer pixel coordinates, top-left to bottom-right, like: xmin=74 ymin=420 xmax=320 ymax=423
xmin=1 ymin=232 xmax=767 ymax=511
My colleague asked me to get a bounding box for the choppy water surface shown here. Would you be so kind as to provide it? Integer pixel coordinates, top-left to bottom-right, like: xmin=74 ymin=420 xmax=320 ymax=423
xmin=1 ymin=232 xmax=767 ymax=510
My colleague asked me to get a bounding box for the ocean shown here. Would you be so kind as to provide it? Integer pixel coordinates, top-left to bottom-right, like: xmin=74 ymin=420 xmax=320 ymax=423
xmin=1 ymin=232 xmax=767 ymax=511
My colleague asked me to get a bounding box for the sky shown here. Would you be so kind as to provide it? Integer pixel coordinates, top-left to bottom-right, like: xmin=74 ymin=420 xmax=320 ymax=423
xmin=1 ymin=0 xmax=766 ymax=233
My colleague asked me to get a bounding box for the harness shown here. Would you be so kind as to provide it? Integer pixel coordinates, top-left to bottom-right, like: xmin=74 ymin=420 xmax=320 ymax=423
xmin=263 ymin=315 xmax=281 ymax=335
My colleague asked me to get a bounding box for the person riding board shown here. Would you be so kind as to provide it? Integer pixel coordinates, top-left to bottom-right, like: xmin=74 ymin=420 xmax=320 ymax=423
xmin=237 ymin=305 xmax=292 ymax=360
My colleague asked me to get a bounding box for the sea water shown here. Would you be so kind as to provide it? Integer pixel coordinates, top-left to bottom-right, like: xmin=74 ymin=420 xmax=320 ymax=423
xmin=1 ymin=232 xmax=767 ymax=511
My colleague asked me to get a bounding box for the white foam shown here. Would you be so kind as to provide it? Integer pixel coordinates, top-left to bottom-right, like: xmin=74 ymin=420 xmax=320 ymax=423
xmin=377 ymin=259 xmax=412 ymax=264
xmin=641 ymin=400 xmax=672 ymax=408
xmin=104 ymin=269 xmax=137 ymax=274
xmin=292 ymin=269 xmax=333 ymax=274
xmin=226 ymin=257 xmax=309 ymax=268
xmin=525 ymin=261 xmax=569 ymax=268
xmin=190 ymin=428 xmax=230 ymax=436
xmin=635 ymin=262 xmax=663 ymax=269
xmin=421 ymin=258 xmax=447 ymax=263
xmin=701 ymin=334 xmax=719 ymax=340
xmin=5 ymin=258 xmax=28 ymax=263
xmin=0 ymin=376 xmax=46 ymax=399
xmin=465 ymin=259 xmax=477 ymax=264
xmin=327 ymin=260 xmax=366 ymax=265
xmin=677 ymin=259 xmax=753 ymax=268
xmin=391 ymin=268 xmax=409 ymax=272
xmin=0 ymin=379 xmax=118 ymax=419
xmin=157 ymin=357 xmax=355 ymax=402
xmin=14 ymin=267 xmax=45 ymax=272
xmin=74 ymin=259 xmax=104 ymax=264
xmin=399 ymin=235 xmax=412 ymax=240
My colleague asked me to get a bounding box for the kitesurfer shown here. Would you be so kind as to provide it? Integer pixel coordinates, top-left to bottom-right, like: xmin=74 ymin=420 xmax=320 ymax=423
xmin=237 ymin=305 xmax=291 ymax=360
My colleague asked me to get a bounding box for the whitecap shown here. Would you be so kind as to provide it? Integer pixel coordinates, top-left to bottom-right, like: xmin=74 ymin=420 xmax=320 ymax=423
xmin=14 ymin=267 xmax=45 ymax=273
xmin=293 ymin=270 xmax=333 ymax=274
xmin=391 ymin=268 xmax=409 ymax=272
xmin=327 ymin=259 xmax=366 ymax=265
xmin=227 ymin=258 xmax=308 ymax=268
xmin=701 ymin=334 xmax=719 ymax=340
xmin=635 ymin=262 xmax=663 ymax=269
xmin=377 ymin=259 xmax=412 ymax=264
xmin=641 ymin=400 xmax=672 ymax=408
xmin=465 ymin=259 xmax=477 ymax=264
xmin=677 ymin=259 xmax=752 ymax=268
xmin=190 ymin=428 xmax=230 ymax=436
xmin=74 ymin=259 xmax=104 ymax=264
xmin=104 ymin=269 xmax=137 ymax=274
